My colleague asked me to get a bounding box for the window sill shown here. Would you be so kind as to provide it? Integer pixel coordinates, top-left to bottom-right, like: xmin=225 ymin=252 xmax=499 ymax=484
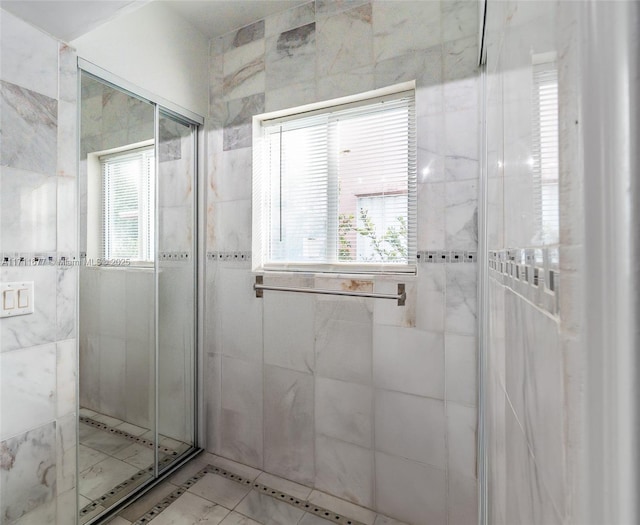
xmin=256 ymin=262 xmax=417 ymax=278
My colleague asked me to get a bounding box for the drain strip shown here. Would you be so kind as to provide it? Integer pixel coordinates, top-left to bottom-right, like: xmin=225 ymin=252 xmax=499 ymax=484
xmin=133 ymin=464 xmax=367 ymax=525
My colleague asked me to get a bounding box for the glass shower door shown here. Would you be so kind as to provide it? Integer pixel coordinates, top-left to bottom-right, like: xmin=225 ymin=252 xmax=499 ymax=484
xmin=155 ymin=110 xmax=197 ymax=472
xmin=78 ymin=70 xmax=201 ymax=524
xmin=78 ymin=72 xmax=157 ymax=523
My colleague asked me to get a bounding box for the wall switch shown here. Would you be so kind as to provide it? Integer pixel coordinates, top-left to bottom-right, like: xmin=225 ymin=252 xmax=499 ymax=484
xmin=17 ymin=288 xmax=29 ymax=308
xmin=3 ymin=290 xmax=15 ymax=310
xmin=0 ymin=282 xmax=34 ymax=318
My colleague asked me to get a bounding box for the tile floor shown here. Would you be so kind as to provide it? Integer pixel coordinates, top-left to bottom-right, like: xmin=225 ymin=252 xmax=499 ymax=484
xmin=78 ymin=408 xmax=191 ymax=523
xmin=107 ymin=452 xmax=409 ymax=525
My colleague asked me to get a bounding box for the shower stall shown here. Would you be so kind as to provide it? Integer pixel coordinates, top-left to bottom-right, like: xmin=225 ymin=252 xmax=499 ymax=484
xmin=77 ymin=64 xmax=202 ymax=524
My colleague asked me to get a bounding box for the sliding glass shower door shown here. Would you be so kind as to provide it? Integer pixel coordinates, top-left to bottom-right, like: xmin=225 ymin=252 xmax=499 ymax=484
xmin=156 ymin=111 xmax=197 ymax=472
xmin=78 ymin=70 xmax=200 ymax=524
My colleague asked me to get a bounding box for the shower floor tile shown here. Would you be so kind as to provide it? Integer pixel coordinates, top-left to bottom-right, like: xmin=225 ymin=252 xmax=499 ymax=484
xmin=78 ymin=407 xmax=192 ymax=524
xmin=116 ymin=421 xmax=149 ymax=436
xmin=113 ymin=453 xmax=410 ymax=525
xmin=80 ymin=421 xmax=100 ymax=440
xmin=235 ymin=489 xmax=305 ymax=524
xmin=113 ymin=443 xmax=157 ymax=470
xmin=142 ymin=492 xmax=229 ymax=525
xmin=118 ymin=482 xmax=178 ymax=522
xmin=92 ymin=413 xmax=125 ymax=427
xmin=82 ymin=428 xmax=132 ymax=455
xmin=80 ymin=407 xmax=98 ymax=418
xmin=188 ymin=472 xmax=252 ymax=509
xmin=79 ymin=444 xmax=109 ymax=471
xmin=218 ymin=511 xmax=261 ymax=525
xmin=80 ymin=456 xmax=141 ymax=501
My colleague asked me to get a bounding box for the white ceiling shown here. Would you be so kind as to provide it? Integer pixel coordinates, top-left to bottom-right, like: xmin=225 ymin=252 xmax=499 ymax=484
xmin=0 ymin=0 xmax=305 ymax=42
xmin=164 ymin=0 xmax=304 ymax=38
xmin=0 ymin=1 xmax=150 ymax=42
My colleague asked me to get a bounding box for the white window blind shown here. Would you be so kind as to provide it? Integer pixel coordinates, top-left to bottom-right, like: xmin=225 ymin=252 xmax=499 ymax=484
xmin=257 ymin=90 xmax=416 ymax=272
xmin=102 ymin=147 xmax=155 ymax=262
xmin=532 ymin=61 xmax=559 ymax=245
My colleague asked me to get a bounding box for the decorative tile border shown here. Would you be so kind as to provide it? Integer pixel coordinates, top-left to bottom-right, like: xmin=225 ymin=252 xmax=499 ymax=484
xmin=158 ymin=251 xmax=192 ymax=262
xmin=488 ymin=248 xmax=559 ymax=315
xmin=206 ymin=250 xmax=478 ymax=265
xmin=80 ymin=416 xmax=180 ymax=457
xmin=206 ymin=251 xmax=252 ymax=263
xmin=416 ymin=250 xmax=477 ymax=263
xmin=1 ymin=252 xmax=193 ymax=267
xmin=133 ymin=464 xmax=367 ymax=525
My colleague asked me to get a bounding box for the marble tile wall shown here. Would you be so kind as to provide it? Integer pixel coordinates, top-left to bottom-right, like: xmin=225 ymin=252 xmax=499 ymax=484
xmin=79 ymin=267 xmax=155 ymax=429
xmin=0 ymin=8 xmax=78 ymax=524
xmin=483 ymin=1 xmax=583 ymax=523
xmin=205 ymin=2 xmax=480 ymax=524
xmin=79 ymin=78 xmax=197 ymax=446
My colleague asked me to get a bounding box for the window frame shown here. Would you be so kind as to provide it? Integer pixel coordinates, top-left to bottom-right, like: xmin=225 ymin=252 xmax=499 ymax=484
xmin=252 ymin=81 xmax=417 ymax=275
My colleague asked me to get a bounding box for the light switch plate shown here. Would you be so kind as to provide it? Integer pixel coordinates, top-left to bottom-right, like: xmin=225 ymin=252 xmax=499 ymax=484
xmin=1 ymin=282 xmax=34 ymax=318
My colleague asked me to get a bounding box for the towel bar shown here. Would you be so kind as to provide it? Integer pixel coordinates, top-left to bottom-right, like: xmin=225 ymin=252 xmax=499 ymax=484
xmin=253 ymin=276 xmax=406 ymax=306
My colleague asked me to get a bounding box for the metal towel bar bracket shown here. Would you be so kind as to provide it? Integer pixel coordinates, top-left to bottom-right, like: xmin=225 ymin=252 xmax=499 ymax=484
xmin=253 ymin=276 xmax=406 ymax=306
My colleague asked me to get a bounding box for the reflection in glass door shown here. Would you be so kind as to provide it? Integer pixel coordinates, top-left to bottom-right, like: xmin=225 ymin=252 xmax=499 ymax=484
xmin=156 ymin=111 xmax=197 ymax=474
xmin=78 ymin=74 xmax=157 ymax=524
xmin=78 ymin=70 xmax=200 ymax=524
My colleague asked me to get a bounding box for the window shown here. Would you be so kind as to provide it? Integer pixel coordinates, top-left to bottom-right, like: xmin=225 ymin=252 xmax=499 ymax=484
xmin=101 ymin=146 xmax=155 ymax=263
xmin=253 ymin=86 xmax=416 ymax=273
xmin=532 ymin=55 xmax=559 ymax=245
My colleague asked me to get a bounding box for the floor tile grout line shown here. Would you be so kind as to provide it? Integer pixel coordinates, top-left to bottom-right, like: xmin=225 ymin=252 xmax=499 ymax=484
xmin=129 ymin=464 xmax=369 ymax=525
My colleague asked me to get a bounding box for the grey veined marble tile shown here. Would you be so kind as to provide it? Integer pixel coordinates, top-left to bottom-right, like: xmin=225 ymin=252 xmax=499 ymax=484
xmin=316 ymin=0 xmax=369 ymax=17
xmin=263 ymin=366 xmax=315 ymax=486
xmin=78 ymin=456 xmax=139 ymax=501
xmin=187 ymin=472 xmax=251 ymax=509
xmin=0 ymin=265 xmax=57 ymax=352
xmin=317 ymin=3 xmax=373 ymax=77
xmin=0 ymin=343 xmax=56 ymax=441
xmin=266 ymin=2 xmax=315 ymax=37
xmin=0 ymin=422 xmax=57 ymax=523
xmin=219 ymin=511 xmax=261 ymax=525
xmin=223 ymin=19 xmax=265 ymax=52
xmin=0 ymin=10 xmax=59 ymax=100
xmin=266 ymin=22 xmax=316 ymax=91
xmin=0 ymin=80 xmax=57 ymax=175
xmin=235 ymin=489 xmax=305 ymax=525
xmin=147 ymin=492 xmax=229 ymax=525
xmin=223 ymin=93 xmax=264 ymax=151
xmin=223 ymin=41 xmax=265 ymax=102
xmin=0 ymin=166 xmax=57 ymax=253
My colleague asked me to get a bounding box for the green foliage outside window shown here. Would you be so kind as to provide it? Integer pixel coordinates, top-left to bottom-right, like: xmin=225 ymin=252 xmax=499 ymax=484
xmin=338 ymin=209 xmax=408 ymax=262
